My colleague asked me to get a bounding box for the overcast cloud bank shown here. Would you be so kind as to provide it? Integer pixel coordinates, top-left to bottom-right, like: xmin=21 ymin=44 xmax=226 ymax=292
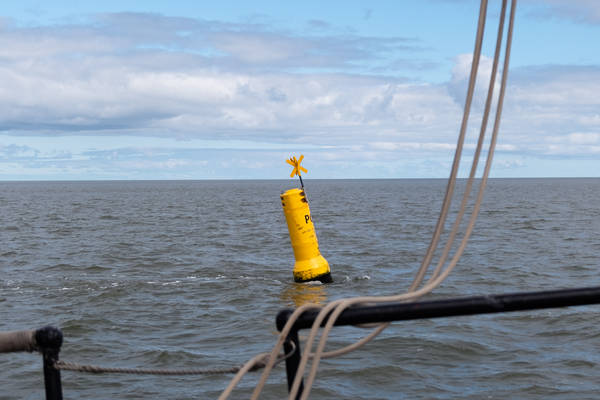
xmin=1 ymin=2 xmax=599 ymax=179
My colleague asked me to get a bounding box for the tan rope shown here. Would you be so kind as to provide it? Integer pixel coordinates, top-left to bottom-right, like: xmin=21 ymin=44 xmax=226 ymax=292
xmin=288 ymin=3 xmax=494 ymax=397
xmin=221 ymin=1 xmax=518 ymax=398
xmin=408 ymin=0 xmax=489 ymax=292
xmin=429 ymin=0 xmax=507 ymax=282
xmin=250 ymin=305 xmax=318 ymax=399
xmin=432 ymin=0 xmax=515 ymax=284
xmin=55 ymin=360 xmax=244 ymax=375
xmin=56 ymin=341 xmax=296 ymax=377
xmin=249 ymin=305 xmax=388 ymax=400
xmin=293 ymin=2 xmax=517 ymax=399
xmin=282 ymin=3 xmax=493 ymax=395
xmin=218 ymin=353 xmax=272 ymax=400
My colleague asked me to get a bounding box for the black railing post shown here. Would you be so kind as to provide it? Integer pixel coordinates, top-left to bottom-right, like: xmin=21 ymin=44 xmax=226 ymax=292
xmin=277 ymin=310 xmax=304 ymax=399
xmin=284 ymin=330 xmax=303 ymax=399
xmin=35 ymin=326 xmax=63 ymax=400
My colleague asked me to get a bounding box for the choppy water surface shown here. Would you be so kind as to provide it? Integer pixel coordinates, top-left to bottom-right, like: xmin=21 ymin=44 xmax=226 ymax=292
xmin=2 ymin=179 xmax=599 ymax=399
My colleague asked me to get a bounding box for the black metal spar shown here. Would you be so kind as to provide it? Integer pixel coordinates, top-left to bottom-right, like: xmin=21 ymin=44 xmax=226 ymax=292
xmin=277 ymin=286 xmax=600 ymax=331
xmin=276 ymin=286 xmax=600 ymax=398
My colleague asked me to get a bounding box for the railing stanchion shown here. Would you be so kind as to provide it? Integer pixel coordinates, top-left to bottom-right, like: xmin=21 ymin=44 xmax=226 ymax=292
xmin=276 ymin=310 xmax=304 ymax=399
xmin=284 ymin=330 xmax=303 ymax=399
xmin=35 ymin=326 xmax=64 ymax=400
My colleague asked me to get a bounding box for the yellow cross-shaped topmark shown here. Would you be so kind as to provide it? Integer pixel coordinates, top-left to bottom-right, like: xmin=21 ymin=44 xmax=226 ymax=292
xmin=286 ymin=155 xmax=308 ymax=178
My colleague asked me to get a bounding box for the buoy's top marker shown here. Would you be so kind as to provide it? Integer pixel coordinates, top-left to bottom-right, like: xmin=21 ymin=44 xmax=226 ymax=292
xmin=286 ymin=155 xmax=307 ymax=178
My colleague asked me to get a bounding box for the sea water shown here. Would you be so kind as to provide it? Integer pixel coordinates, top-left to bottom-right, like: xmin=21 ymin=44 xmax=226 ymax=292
xmin=1 ymin=179 xmax=599 ymax=399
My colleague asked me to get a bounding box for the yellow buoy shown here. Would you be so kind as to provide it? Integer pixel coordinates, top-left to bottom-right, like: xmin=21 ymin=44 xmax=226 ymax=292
xmin=281 ymin=188 xmax=332 ymax=283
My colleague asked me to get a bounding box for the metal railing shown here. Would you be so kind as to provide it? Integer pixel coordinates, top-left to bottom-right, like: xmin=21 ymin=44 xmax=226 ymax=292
xmin=275 ymin=286 xmax=600 ymax=399
xmin=0 ymin=326 xmax=63 ymax=400
xmin=3 ymin=286 xmax=600 ymax=399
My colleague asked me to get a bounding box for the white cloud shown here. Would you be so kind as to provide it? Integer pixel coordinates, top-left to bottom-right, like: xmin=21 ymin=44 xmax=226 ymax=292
xmin=447 ymin=53 xmax=501 ymax=109
xmin=0 ymin=14 xmax=443 ymax=142
xmin=566 ymin=132 xmax=600 ymax=144
xmin=502 ymin=66 xmax=600 ymax=149
xmin=368 ymin=141 xmax=456 ymax=151
xmin=0 ymin=11 xmax=599 ymax=179
xmin=494 ymin=158 xmax=525 ymax=169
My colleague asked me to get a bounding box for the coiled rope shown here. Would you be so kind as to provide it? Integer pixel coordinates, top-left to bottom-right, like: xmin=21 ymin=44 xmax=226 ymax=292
xmin=221 ymin=0 xmax=518 ymax=399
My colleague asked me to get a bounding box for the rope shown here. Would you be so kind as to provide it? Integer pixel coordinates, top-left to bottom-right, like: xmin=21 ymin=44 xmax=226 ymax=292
xmin=429 ymin=0 xmax=508 ymax=283
xmin=218 ymin=353 xmax=274 ymax=400
xmin=409 ymin=0 xmax=489 ymax=292
xmin=290 ymin=3 xmax=517 ymax=399
xmin=55 ymin=341 xmax=296 ymax=377
xmin=295 ymin=3 xmax=517 ymax=399
xmin=218 ymin=1 xmax=518 ymax=399
xmin=55 ymin=361 xmax=245 ymax=375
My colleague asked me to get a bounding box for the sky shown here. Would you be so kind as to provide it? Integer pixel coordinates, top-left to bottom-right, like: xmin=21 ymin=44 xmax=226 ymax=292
xmin=1 ymin=0 xmax=599 ymax=180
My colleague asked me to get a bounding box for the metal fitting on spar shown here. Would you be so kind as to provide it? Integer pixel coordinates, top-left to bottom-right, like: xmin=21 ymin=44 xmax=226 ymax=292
xmin=280 ymin=188 xmax=332 ymax=283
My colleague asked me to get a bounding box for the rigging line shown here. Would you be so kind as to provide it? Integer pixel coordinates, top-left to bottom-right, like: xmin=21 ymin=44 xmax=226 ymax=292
xmin=218 ymin=341 xmax=298 ymax=400
xmin=301 ymin=3 xmax=517 ymax=397
xmin=431 ymin=0 xmax=516 ymax=286
xmin=319 ymin=322 xmax=389 ymax=359
xmin=301 ymin=299 xmax=364 ymax=400
xmin=287 ymin=299 xmax=346 ymax=399
xmin=293 ymin=2 xmax=518 ymax=399
xmin=222 ymin=1 xmax=517 ymax=399
xmin=218 ymin=354 xmax=273 ymax=400
xmin=250 ymin=304 xmax=319 ymax=400
xmin=55 ymin=361 xmax=240 ymax=375
xmin=409 ymin=0 xmax=489 ymax=292
xmin=249 ymin=306 xmax=388 ymax=400
xmin=292 ymin=0 xmax=492 ymax=395
xmin=429 ymin=0 xmax=508 ymax=282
